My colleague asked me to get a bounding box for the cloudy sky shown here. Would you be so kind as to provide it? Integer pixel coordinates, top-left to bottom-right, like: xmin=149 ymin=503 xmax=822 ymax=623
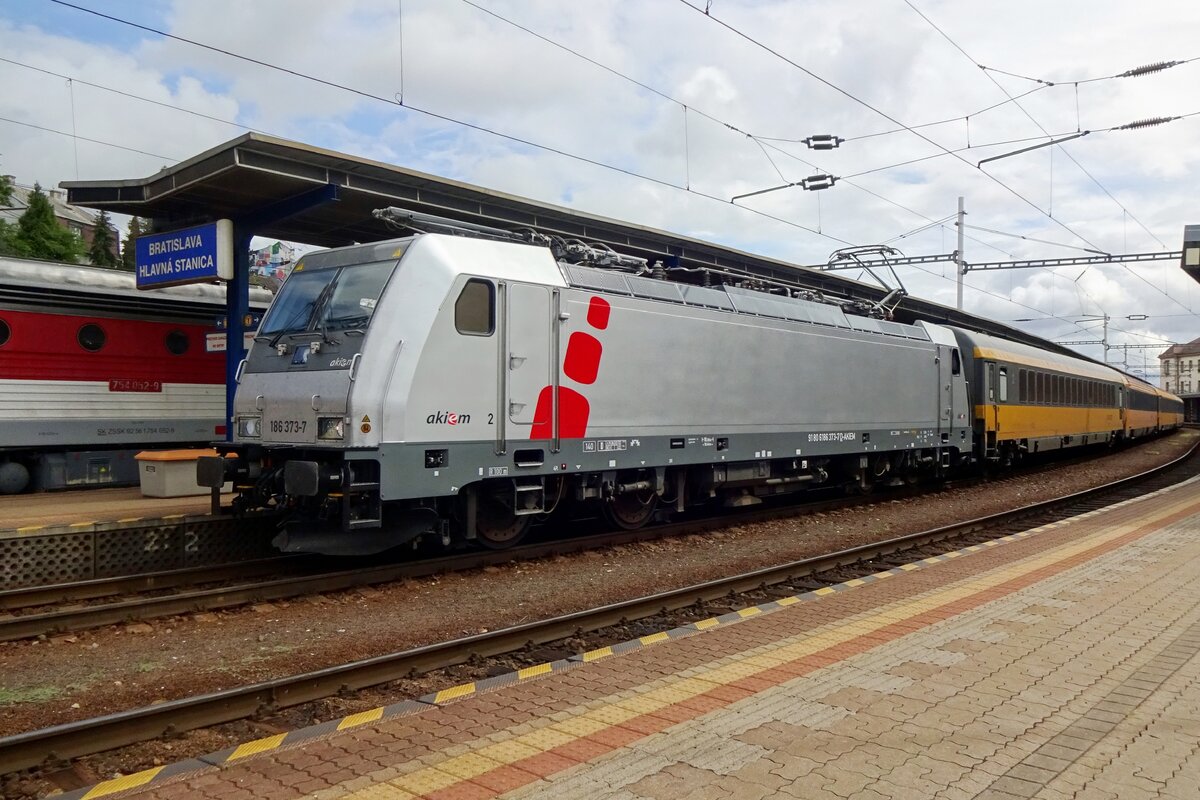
xmin=2 ymin=0 xmax=1197 ymax=379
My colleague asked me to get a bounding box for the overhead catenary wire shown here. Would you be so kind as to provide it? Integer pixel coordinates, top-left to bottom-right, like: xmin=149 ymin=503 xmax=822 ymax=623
xmin=41 ymin=0 xmax=853 ymax=246
xmin=803 ymin=86 xmax=1049 ymax=144
xmin=455 ymin=0 xmax=969 ymax=241
xmin=456 ymin=0 xmax=1040 ymax=264
xmin=0 ymin=56 xmax=281 ymax=136
xmin=961 ymin=224 xmax=1108 ymax=255
xmin=980 ymin=56 xmax=1199 ymax=87
xmin=672 ymin=0 xmax=1123 ymax=316
xmin=901 ymin=0 xmax=1169 ymax=251
xmin=0 ymin=114 xmax=177 ymax=161
xmin=34 ymin=0 xmax=1180 ymax=329
xmin=903 ymin=0 xmax=1195 ymax=316
xmin=676 ymin=0 xmax=1110 ymax=257
xmin=881 ymin=215 xmax=956 ymax=245
xmin=836 ymin=57 xmax=1200 ymax=147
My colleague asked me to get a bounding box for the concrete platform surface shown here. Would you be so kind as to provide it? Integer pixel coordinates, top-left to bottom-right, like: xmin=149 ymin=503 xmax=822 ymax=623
xmin=64 ymin=473 xmax=1200 ymax=800
xmin=0 ymin=487 xmax=225 ymax=532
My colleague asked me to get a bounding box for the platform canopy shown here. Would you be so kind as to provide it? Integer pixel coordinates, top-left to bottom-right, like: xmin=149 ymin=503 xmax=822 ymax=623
xmin=63 ymin=132 xmax=1079 ymax=355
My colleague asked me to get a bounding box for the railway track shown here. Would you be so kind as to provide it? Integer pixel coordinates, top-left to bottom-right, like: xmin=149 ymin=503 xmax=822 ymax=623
xmin=2 ymin=439 xmax=1195 ymax=777
xmin=0 ymin=443 xmax=1134 ymax=641
xmin=0 ymin=485 xmax=926 ymax=642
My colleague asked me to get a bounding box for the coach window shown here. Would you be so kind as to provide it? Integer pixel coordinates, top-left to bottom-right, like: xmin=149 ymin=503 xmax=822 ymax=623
xmin=998 ymin=368 xmax=1008 ymax=402
xmin=455 ymin=279 xmax=495 ymax=336
xmin=0 ymin=318 xmax=9 ymax=347
xmin=78 ymin=323 xmax=106 ymax=352
xmin=165 ymin=330 xmax=189 ymax=355
xmin=1019 ymin=369 xmax=1028 ymax=402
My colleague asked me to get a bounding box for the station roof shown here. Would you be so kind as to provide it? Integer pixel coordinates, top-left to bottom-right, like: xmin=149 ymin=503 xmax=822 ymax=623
xmin=63 ymin=132 xmax=1077 ymax=355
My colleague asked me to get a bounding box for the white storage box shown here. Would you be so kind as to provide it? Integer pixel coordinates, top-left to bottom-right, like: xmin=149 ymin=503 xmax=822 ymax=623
xmin=135 ymin=449 xmax=227 ymax=497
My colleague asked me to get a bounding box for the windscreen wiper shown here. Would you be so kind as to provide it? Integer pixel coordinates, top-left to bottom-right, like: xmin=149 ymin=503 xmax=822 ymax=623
xmin=267 ymin=279 xmax=337 ymax=349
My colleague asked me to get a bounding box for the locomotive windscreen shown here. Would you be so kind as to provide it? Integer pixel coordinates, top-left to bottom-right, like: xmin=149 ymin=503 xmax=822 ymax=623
xmin=258 ymin=260 xmax=396 ymax=340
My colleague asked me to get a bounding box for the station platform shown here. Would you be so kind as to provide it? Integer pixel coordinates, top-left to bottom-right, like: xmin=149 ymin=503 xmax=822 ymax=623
xmin=66 ymin=473 xmax=1200 ymax=800
xmin=0 ymin=487 xmax=222 ymax=533
xmin=0 ymin=488 xmax=257 ymax=592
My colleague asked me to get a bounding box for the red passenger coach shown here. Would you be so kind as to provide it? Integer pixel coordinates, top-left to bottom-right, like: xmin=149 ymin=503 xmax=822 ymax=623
xmin=0 ymin=255 xmax=270 ymax=493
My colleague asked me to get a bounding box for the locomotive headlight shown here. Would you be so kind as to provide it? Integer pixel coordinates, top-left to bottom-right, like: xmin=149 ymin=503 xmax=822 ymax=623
xmin=237 ymin=415 xmax=262 ymax=438
xmin=317 ymin=416 xmax=345 ymax=440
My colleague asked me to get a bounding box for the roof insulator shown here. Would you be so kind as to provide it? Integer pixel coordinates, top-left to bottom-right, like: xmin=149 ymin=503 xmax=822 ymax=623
xmin=1119 ymin=60 xmax=1181 ymax=78
xmin=802 ymin=134 xmax=845 ymax=150
xmin=801 ymin=174 xmax=837 ymax=191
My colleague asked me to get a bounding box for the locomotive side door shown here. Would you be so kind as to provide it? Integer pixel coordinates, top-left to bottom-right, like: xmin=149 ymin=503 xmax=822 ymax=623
xmin=935 ymin=345 xmax=949 ymax=440
xmin=936 ymin=345 xmax=966 ymax=439
xmin=505 ymin=282 xmax=553 ymax=434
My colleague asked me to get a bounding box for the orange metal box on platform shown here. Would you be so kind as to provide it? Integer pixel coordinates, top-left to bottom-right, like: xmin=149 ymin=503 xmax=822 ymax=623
xmin=135 ymin=449 xmax=228 ymax=497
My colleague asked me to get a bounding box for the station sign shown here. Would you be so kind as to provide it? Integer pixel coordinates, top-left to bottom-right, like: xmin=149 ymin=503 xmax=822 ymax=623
xmin=136 ymin=219 xmax=234 ymax=289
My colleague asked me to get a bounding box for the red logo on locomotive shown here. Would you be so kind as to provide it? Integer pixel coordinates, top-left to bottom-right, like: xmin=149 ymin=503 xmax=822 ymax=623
xmin=530 ymin=296 xmax=610 ymax=441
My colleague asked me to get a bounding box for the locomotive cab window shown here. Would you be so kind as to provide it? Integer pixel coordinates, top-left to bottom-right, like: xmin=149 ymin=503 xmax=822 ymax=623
xmin=257 ymin=259 xmax=397 ymax=340
xmin=455 ymin=279 xmax=494 ymax=336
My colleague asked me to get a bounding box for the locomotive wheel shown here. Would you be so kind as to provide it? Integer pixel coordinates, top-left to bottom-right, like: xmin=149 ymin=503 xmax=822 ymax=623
xmin=602 ymin=491 xmax=658 ymax=530
xmin=474 ymin=491 xmax=532 ymax=549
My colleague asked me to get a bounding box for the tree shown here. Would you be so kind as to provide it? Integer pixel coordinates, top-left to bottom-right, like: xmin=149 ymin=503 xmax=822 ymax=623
xmin=0 ymin=171 xmax=14 ymax=256
xmin=12 ymin=183 xmax=84 ymax=262
xmin=88 ymin=209 xmax=120 ymax=268
xmin=122 ymin=216 xmax=144 ymax=271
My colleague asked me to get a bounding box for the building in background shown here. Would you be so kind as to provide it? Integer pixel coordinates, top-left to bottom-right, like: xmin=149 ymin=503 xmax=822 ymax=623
xmin=0 ymin=179 xmax=119 ymax=262
xmin=250 ymin=240 xmax=296 ymax=281
xmin=1159 ymin=339 xmax=1200 ymax=422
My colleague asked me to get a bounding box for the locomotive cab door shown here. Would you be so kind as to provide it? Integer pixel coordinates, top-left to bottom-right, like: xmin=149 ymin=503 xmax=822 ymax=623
xmin=935 ymin=346 xmax=967 ymax=467
xmin=505 ymin=282 xmax=554 ymax=434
